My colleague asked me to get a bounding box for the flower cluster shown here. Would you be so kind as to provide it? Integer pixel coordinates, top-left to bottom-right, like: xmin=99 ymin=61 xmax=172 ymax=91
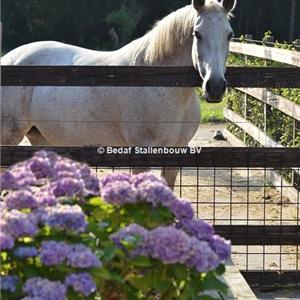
xmin=23 ymin=278 xmax=67 ymax=300
xmin=103 ymin=172 xmax=231 ymax=272
xmin=0 ymin=151 xmax=101 ymax=298
xmin=111 ymin=224 xmax=230 ymax=272
xmin=100 ymin=172 xmax=195 ymax=219
xmin=65 ymin=272 xmax=97 ymax=296
xmin=1 ymin=150 xmax=99 ymax=197
xmin=1 ymin=151 xmax=232 ymax=299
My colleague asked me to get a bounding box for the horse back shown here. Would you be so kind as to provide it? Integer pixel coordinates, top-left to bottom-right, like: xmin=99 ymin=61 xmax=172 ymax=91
xmin=1 ymin=41 xmax=98 ymax=66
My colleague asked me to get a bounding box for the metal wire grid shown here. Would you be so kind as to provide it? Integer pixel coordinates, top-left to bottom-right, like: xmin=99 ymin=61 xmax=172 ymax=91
xmin=92 ymin=165 xmax=300 ymax=286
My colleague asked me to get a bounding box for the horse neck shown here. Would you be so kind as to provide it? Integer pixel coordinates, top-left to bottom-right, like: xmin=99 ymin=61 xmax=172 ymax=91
xmin=110 ymin=34 xmax=194 ymax=67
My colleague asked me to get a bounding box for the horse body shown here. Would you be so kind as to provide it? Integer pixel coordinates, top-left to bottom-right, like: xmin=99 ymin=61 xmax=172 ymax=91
xmin=2 ymin=28 xmax=197 ymax=148
xmin=1 ymin=0 xmax=236 ymax=186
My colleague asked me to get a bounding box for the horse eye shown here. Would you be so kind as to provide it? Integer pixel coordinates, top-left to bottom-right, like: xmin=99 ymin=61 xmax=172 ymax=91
xmin=193 ymin=31 xmax=202 ymax=41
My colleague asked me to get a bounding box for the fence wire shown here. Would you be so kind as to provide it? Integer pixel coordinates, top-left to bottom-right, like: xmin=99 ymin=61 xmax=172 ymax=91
xmin=91 ymin=165 xmax=300 ymax=288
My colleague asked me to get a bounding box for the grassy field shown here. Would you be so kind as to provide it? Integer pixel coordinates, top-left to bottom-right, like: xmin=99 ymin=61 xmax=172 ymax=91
xmin=198 ymin=90 xmax=226 ymax=123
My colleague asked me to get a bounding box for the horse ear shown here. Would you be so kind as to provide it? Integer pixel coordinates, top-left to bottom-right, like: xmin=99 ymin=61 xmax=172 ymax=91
xmin=222 ymin=0 xmax=237 ymax=12
xmin=192 ymin=0 xmax=205 ymax=11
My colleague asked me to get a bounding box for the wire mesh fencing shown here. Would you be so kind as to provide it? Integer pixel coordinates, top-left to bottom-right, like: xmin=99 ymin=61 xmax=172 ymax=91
xmin=1 ymin=146 xmax=300 ymax=288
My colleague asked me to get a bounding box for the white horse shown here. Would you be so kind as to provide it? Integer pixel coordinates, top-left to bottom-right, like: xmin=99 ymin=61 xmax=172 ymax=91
xmin=1 ymin=0 xmax=236 ymax=187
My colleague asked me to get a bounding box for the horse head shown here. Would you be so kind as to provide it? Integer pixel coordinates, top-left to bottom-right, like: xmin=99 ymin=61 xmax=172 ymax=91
xmin=192 ymin=0 xmax=236 ymax=103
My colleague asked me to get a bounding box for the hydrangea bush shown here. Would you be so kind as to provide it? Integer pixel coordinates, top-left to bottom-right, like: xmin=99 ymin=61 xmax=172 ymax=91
xmin=1 ymin=151 xmax=231 ymax=300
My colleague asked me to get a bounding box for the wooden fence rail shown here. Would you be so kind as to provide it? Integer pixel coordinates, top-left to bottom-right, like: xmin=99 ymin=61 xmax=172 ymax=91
xmin=230 ymin=42 xmax=300 ymax=67
xmin=1 ymin=146 xmax=300 ymax=168
xmin=2 ymin=66 xmax=300 ymax=88
xmin=236 ymin=88 xmax=300 ymax=122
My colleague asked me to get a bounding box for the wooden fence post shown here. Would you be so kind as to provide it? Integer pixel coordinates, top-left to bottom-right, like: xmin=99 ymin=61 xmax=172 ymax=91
xmin=295 ymin=39 xmax=300 ymax=51
xmin=243 ymin=34 xmax=253 ymax=144
xmin=263 ymin=36 xmax=274 ymax=137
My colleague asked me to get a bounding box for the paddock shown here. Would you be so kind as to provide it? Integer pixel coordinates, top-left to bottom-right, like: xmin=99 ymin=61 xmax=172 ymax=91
xmin=1 ymin=39 xmax=300 ymax=298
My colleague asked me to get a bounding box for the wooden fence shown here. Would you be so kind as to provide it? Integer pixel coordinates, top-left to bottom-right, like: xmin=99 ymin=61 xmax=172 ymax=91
xmin=2 ymin=60 xmax=300 ymax=286
xmin=2 ymin=65 xmax=300 ymax=88
xmin=225 ymin=40 xmax=300 ymax=202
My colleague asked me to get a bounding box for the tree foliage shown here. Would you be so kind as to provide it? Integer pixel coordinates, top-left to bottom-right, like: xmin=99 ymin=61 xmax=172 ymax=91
xmin=2 ymin=0 xmax=299 ymax=53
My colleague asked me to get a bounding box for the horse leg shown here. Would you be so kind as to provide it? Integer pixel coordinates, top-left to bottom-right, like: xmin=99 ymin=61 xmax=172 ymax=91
xmin=161 ymin=167 xmax=179 ymax=191
xmin=1 ymin=87 xmax=32 ymax=145
xmin=26 ymin=127 xmax=51 ymax=146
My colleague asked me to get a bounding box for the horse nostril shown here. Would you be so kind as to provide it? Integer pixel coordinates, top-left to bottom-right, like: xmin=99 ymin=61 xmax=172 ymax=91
xmin=222 ymin=81 xmax=227 ymax=94
xmin=206 ymin=80 xmax=212 ymax=94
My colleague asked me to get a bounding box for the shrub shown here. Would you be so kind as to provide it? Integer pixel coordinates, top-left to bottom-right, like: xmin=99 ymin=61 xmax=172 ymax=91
xmin=1 ymin=151 xmax=231 ymax=300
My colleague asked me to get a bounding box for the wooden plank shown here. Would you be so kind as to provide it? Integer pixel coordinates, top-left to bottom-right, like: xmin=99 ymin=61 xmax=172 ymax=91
xmin=266 ymin=170 xmax=299 ymax=204
xmin=223 ymin=129 xmax=248 ymax=147
xmin=224 ymin=114 xmax=300 ymax=202
xmin=224 ymin=108 xmax=300 ymax=173
xmin=230 ymin=42 xmax=300 ymax=67
xmin=242 ymin=271 xmax=300 ymax=288
xmin=2 ymin=66 xmax=300 ymax=88
xmin=1 ymin=146 xmax=300 ymax=168
xmin=224 ymin=109 xmax=282 ymax=148
xmin=224 ymin=261 xmax=258 ymax=300
xmin=237 ymin=88 xmax=300 ymax=121
xmin=215 ymin=225 xmax=300 ymax=245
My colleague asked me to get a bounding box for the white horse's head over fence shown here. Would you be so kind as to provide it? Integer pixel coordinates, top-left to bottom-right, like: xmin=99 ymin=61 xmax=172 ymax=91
xmin=144 ymin=0 xmax=236 ymax=103
xmin=192 ymin=0 xmax=236 ymax=103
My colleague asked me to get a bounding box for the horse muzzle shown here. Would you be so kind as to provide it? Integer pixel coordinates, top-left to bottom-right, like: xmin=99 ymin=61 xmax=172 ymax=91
xmin=204 ymin=78 xmax=227 ymax=103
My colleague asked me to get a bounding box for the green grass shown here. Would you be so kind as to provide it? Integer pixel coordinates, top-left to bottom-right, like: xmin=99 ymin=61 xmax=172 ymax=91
xmin=199 ymin=97 xmax=226 ymax=123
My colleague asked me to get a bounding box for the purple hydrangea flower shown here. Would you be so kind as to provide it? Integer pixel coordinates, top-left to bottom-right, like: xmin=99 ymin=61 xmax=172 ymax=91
xmin=14 ymin=246 xmax=38 ymax=258
xmin=0 ymin=170 xmax=19 ymax=190
xmin=178 ymin=219 xmax=215 ymax=241
xmin=9 ymin=164 xmax=37 ymax=188
xmin=52 ymin=177 xmax=85 ymax=198
xmin=41 ymin=205 xmax=87 ymax=232
xmin=3 ymin=210 xmax=38 ymax=238
xmin=6 ymin=190 xmax=38 ymax=210
xmin=40 ymin=241 xmax=70 ymax=266
xmin=209 ymin=235 xmax=231 ymax=261
xmin=65 ymin=272 xmax=96 ymax=296
xmin=169 ymin=199 xmax=194 ymax=220
xmin=1 ymin=275 xmax=20 ymax=292
xmin=100 ymin=173 xmax=131 ymax=189
xmin=21 ymin=297 xmax=45 ymax=300
xmin=23 ymin=278 xmax=67 ymax=300
xmin=27 ymin=157 xmax=52 ymax=179
xmin=131 ymin=172 xmax=167 ymax=187
xmin=0 ymin=232 xmax=15 ymax=250
xmin=186 ymin=238 xmax=220 ymax=272
xmin=34 ymin=150 xmax=58 ymax=164
xmin=138 ymin=181 xmax=176 ymax=207
xmin=101 ymin=181 xmax=138 ymax=205
xmin=83 ymin=174 xmax=100 ymax=195
xmin=110 ymin=224 xmax=149 ymax=256
xmin=67 ymin=244 xmax=102 ymax=269
xmin=148 ymin=226 xmax=191 ymax=264
xmin=35 ymin=188 xmax=57 ymax=207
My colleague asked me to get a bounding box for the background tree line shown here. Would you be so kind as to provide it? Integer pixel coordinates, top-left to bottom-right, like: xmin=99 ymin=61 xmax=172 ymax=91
xmin=2 ymin=0 xmax=299 ymax=53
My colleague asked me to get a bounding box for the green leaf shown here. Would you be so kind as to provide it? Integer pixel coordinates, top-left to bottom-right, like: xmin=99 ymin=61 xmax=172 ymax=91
xmin=171 ymin=264 xmax=189 ymax=280
xmin=130 ymin=256 xmax=152 ymax=267
xmin=102 ymin=245 xmax=118 ymax=262
xmin=128 ymin=275 xmax=151 ymax=293
xmin=198 ymin=295 xmax=219 ymax=300
xmin=215 ymin=264 xmax=226 ymax=276
xmin=201 ymin=272 xmax=228 ymax=295
xmin=88 ymin=197 xmax=104 ymax=207
xmin=91 ymin=268 xmax=124 ymax=283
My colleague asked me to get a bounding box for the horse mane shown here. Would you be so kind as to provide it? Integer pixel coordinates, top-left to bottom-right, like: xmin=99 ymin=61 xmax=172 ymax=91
xmin=144 ymin=1 xmax=229 ymax=65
